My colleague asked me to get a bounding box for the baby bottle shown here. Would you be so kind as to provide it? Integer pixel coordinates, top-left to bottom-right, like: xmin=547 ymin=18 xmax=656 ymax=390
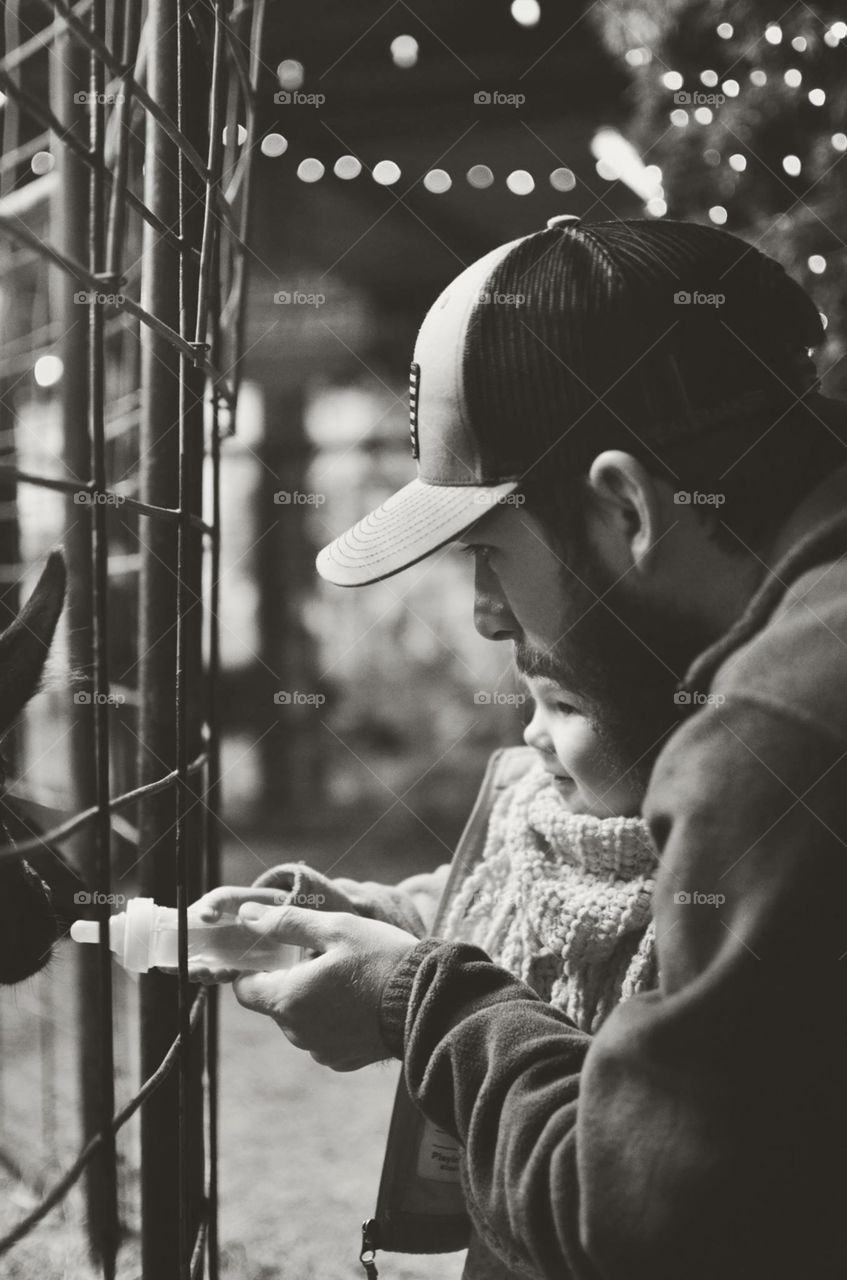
xmin=70 ymin=897 xmax=303 ymax=974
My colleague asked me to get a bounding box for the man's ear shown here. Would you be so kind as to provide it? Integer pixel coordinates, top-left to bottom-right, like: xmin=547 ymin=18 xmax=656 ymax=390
xmin=585 ymin=451 xmax=671 ymax=571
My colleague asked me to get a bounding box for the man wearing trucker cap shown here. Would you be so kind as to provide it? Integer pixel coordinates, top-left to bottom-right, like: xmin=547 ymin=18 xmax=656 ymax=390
xmin=235 ymin=217 xmax=847 ymax=1279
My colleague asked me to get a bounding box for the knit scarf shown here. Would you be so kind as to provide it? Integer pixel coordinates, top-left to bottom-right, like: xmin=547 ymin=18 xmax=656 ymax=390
xmin=441 ymin=760 xmax=659 ymax=1034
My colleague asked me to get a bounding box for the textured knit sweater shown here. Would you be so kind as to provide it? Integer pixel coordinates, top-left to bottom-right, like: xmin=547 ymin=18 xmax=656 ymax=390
xmin=441 ymin=760 xmax=657 ymax=1034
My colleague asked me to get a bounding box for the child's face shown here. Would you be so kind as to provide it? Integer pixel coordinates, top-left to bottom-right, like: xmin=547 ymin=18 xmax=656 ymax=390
xmin=522 ymin=676 xmax=643 ymax=818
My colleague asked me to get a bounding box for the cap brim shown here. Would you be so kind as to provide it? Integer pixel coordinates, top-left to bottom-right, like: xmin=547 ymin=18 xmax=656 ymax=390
xmin=315 ymin=477 xmax=520 ymax=587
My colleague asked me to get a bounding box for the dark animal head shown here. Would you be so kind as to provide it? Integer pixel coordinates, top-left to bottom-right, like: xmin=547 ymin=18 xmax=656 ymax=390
xmin=0 ymin=551 xmax=86 ymax=985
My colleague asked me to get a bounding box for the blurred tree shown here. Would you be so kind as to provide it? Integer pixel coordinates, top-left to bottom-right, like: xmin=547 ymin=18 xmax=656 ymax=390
xmin=593 ymin=1 xmax=847 ymax=393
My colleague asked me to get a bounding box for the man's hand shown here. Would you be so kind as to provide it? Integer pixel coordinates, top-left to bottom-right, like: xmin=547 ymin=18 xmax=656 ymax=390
xmin=232 ymin=903 xmax=418 ymax=1071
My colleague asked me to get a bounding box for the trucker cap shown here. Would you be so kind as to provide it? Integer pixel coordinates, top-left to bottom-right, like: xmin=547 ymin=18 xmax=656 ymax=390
xmin=316 ymin=215 xmax=823 ymax=587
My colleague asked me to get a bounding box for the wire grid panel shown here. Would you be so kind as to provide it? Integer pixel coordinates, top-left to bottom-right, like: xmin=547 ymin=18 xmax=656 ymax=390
xmin=0 ymin=1 xmax=266 ymax=1277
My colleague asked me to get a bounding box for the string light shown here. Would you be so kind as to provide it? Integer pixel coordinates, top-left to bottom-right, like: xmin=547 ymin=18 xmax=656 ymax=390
xmin=261 ymin=133 xmax=288 ymax=157
xmin=423 ymin=168 xmax=451 ymax=193
xmin=550 ymin=167 xmax=576 ymax=191
xmin=808 ymin=88 xmax=826 ymax=106
xmin=390 ymin=35 xmax=418 ymax=68
xmin=694 ymin=106 xmax=713 ymax=124
xmin=808 ymin=255 xmax=827 ymax=274
xmin=333 ymin=155 xmax=361 ymax=179
xmin=645 ymin=196 xmax=667 ymax=217
xmin=625 ymin=47 xmax=651 ymax=66
xmin=728 ymin=153 xmax=747 ymax=172
xmin=222 ymin=124 xmax=247 ymax=145
xmin=765 ymin=24 xmax=782 ymax=45
xmin=717 ymin=22 xmax=733 ymax=39
xmin=467 ymin=164 xmax=494 ymax=188
xmin=750 ymin=69 xmax=767 ymax=86
xmin=708 ymin=206 xmax=728 ymax=225
xmin=784 ymin=68 xmax=802 ymax=87
xmin=511 ymin=0 xmax=541 ymax=27
xmin=782 ymin=154 xmax=801 ymax=176
xmin=277 ymin=59 xmax=304 ymax=90
xmin=373 ymin=160 xmax=401 ymax=185
xmin=791 ymin=36 xmax=807 ymax=52
xmin=670 ymin=108 xmax=689 ymax=127
xmin=722 ymin=79 xmax=740 ymax=96
xmin=703 ymin=148 xmax=721 ymax=166
xmin=700 ymin=70 xmax=719 ymax=86
xmin=662 ymin=71 xmax=683 ymax=90
xmin=31 ymin=151 xmax=54 ymax=175
xmin=506 ymin=170 xmax=535 ymax=194
xmin=296 ymin=158 xmax=324 ymax=182
xmin=34 ymin=355 xmax=63 ymax=387
xmin=831 ymin=133 xmax=847 ymax=152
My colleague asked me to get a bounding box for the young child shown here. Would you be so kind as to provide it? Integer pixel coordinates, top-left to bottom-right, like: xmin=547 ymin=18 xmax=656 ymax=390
xmin=193 ymin=671 xmax=658 ymax=1032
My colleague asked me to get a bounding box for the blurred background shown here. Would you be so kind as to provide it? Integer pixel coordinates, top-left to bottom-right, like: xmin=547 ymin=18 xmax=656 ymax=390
xmin=1 ymin=1 xmax=846 ymax=1277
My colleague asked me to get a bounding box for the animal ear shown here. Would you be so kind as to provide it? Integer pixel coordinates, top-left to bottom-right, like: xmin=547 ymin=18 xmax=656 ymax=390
xmin=0 ymin=550 xmax=66 ymax=731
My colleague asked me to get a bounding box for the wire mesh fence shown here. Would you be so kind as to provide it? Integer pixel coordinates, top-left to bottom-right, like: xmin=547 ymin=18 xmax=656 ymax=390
xmin=0 ymin=1 xmax=266 ymax=1275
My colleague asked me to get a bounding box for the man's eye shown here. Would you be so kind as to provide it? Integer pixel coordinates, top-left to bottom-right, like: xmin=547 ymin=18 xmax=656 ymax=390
xmin=555 ymin=702 xmax=577 ymax=715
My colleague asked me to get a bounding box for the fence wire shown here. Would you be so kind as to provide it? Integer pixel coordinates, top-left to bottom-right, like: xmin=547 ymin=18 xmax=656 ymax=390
xmin=0 ymin=1 xmax=267 ymax=1275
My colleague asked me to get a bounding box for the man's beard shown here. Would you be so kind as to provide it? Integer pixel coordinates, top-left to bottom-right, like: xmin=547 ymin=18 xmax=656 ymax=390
xmin=515 ymin=549 xmax=712 ymax=796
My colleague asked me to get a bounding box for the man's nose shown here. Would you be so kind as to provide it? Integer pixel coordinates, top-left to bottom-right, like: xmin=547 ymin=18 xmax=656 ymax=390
xmin=473 ymin=559 xmax=520 ymax=642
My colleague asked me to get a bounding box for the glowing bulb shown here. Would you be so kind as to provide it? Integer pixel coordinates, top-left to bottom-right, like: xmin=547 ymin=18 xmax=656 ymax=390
xmin=506 ymin=169 xmax=534 ymax=195
xmin=333 ymin=155 xmax=361 ymax=179
xmin=808 ymin=255 xmax=826 ymax=274
xmin=820 ymin=312 xmax=829 ymax=330
xmin=662 ymin=71 xmax=683 ymax=90
xmin=625 ymin=47 xmax=651 ymax=67
xmin=277 ymin=60 xmax=304 ymax=90
xmin=784 ymin=68 xmax=802 ymax=87
xmin=550 ymin=167 xmax=576 ymax=192
xmin=390 ymin=35 xmax=418 ymax=68
xmin=645 ymin=196 xmax=667 ymax=217
xmin=782 ymin=154 xmax=801 ymax=176
xmin=750 ymin=69 xmax=767 ymax=86
xmin=31 ymin=151 xmax=54 ymax=175
xmin=722 ymin=79 xmax=740 ymax=96
xmin=829 ymin=21 xmax=847 ymax=40
xmin=296 ymin=157 xmax=324 ymax=182
xmin=261 ymin=133 xmax=288 ymax=157
xmin=467 ymin=164 xmax=494 ymax=188
xmin=511 ymin=0 xmax=541 ymax=26
xmin=831 ymin=133 xmax=847 ymax=151
xmin=808 ymin=88 xmax=826 ymax=106
xmin=709 ymin=206 xmax=728 ymax=225
xmin=423 ymin=168 xmax=451 ymax=193
xmin=222 ymin=124 xmax=247 ymax=145
xmin=791 ymin=36 xmax=807 ymax=52
xmin=373 ymin=160 xmax=401 ymax=185
xmin=717 ymin=22 xmax=733 ymax=39
xmin=694 ymin=106 xmax=713 ymax=124
xmin=729 ymin=153 xmax=747 ymax=172
xmin=765 ymin=24 xmax=782 ymax=44
xmin=595 ymin=158 xmax=618 ymax=180
xmin=34 ymin=355 xmax=63 ymax=387
xmin=700 ymin=70 xmax=718 ymax=87
xmin=703 ymin=148 xmax=721 ymax=166
xmin=670 ymin=108 xmax=689 ymax=127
